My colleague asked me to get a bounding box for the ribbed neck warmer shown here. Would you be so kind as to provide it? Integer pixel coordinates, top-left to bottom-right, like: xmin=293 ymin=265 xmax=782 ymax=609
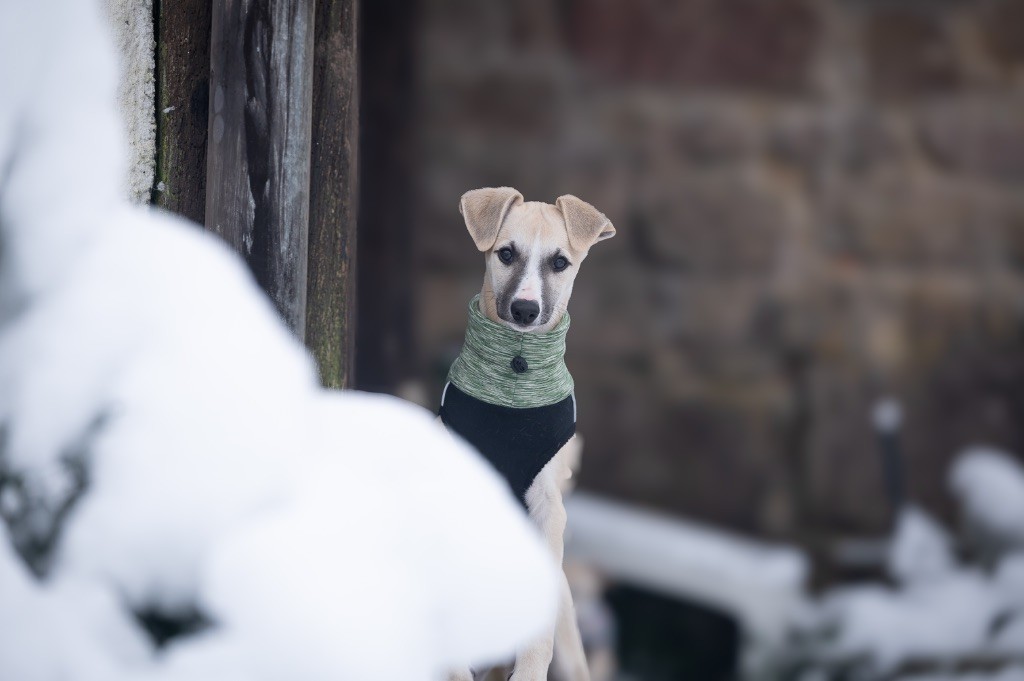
xmin=447 ymin=295 xmax=574 ymax=408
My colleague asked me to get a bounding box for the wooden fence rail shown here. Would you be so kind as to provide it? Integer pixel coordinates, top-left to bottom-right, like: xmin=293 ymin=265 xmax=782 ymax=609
xmin=306 ymin=0 xmax=358 ymax=388
xmin=156 ymin=0 xmax=361 ymax=387
xmin=205 ymin=0 xmax=316 ymax=340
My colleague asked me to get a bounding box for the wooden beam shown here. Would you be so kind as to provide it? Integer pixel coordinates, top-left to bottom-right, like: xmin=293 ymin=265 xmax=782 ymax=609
xmin=153 ymin=0 xmax=211 ymax=224
xmin=306 ymin=0 xmax=358 ymax=389
xmin=205 ymin=0 xmax=315 ymax=339
xmin=355 ymin=0 xmax=416 ymax=392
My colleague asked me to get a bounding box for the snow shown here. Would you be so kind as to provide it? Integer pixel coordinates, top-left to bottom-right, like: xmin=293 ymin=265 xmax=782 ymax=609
xmin=887 ymin=506 xmax=955 ymax=584
xmin=903 ymin=668 xmax=1024 ymax=681
xmin=784 ymin=451 xmax=1024 ymax=677
xmin=995 ymin=553 xmax=1024 ymax=610
xmin=0 ymin=0 xmax=126 ymax=316
xmin=0 ymin=524 xmax=153 ymax=681
xmin=811 ymin=572 xmax=1004 ymax=671
xmin=564 ymin=492 xmax=808 ymax=670
xmin=950 ymin=447 xmax=1024 ymax=553
xmin=791 ymin=502 xmax=1024 ymax=677
xmin=102 ymin=0 xmax=155 ymax=203
xmin=0 ymin=0 xmax=559 ymax=678
xmin=872 ymin=397 xmax=904 ymax=433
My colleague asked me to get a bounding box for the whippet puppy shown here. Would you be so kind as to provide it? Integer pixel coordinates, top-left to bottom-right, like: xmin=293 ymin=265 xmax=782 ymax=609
xmin=440 ymin=187 xmax=615 ymax=681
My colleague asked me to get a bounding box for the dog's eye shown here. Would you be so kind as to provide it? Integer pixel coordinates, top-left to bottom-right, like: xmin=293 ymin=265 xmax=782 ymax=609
xmin=552 ymin=255 xmax=570 ymax=272
xmin=497 ymin=247 xmax=515 ymax=265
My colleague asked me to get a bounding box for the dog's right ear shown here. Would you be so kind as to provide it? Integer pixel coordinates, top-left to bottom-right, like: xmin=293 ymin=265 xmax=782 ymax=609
xmin=459 ymin=187 xmax=523 ymax=252
xmin=556 ymin=194 xmax=615 ymax=253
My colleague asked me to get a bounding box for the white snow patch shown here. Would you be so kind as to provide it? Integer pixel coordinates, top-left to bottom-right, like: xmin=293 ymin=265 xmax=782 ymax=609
xmin=888 ymin=505 xmax=956 ymax=584
xmin=564 ymin=492 xmax=808 ymax=667
xmin=815 ymin=572 xmax=1004 ymax=671
xmin=102 ymin=0 xmax=155 ymax=203
xmin=872 ymin=397 xmax=903 ymax=433
xmin=951 ymin=447 xmax=1024 ymax=553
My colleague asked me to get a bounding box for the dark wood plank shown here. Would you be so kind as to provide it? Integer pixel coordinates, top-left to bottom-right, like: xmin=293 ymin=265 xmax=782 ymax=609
xmin=355 ymin=0 xmax=416 ymax=392
xmin=153 ymin=0 xmax=211 ymax=224
xmin=205 ymin=0 xmax=316 ymax=339
xmin=306 ymin=0 xmax=358 ymax=388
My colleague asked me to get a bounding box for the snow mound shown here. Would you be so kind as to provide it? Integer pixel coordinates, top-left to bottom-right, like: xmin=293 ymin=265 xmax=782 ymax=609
xmin=950 ymin=447 xmax=1024 ymax=556
xmin=814 ymin=572 xmax=1003 ymax=672
xmin=786 ymin=498 xmax=1024 ymax=678
xmin=888 ymin=506 xmax=955 ymax=584
xmin=0 ymin=0 xmax=559 ymax=678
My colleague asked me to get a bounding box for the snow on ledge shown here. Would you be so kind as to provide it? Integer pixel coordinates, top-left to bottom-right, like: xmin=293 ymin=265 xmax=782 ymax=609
xmin=564 ymin=493 xmax=808 ymax=647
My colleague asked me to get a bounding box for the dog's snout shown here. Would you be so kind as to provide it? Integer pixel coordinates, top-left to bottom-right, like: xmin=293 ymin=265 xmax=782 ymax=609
xmin=510 ymin=299 xmax=540 ymax=325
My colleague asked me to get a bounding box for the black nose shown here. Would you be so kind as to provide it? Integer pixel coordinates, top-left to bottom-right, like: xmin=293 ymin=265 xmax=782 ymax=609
xmin=510 ymin=299 xmax=540 ymax=325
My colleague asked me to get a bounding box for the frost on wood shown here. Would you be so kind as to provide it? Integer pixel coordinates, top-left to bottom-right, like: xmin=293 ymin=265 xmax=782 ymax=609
xmin=0 ymin=1 xmax=558 ymax=678
xmin=102 ymin=0 xmax=155 ymax=204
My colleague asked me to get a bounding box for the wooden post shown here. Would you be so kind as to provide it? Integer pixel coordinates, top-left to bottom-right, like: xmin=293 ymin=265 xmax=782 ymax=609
xmin=153 ymin=0 xmax=211 ymax=224
xmin=355 ymin=0 xmax=416 ymax=392
xmin=205 ymin=0 xmax=315 ymax=339
xmin=306 ymin=0 xmax=358 ymax=388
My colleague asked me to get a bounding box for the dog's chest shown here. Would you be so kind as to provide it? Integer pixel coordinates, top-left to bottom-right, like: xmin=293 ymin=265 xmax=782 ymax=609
xmin=439 ymin=382 xmax=575 ymax=507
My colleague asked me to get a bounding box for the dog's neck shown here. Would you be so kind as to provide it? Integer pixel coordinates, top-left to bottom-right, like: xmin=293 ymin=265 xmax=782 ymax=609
xmin=447 ymin=295 xmax=574 ymax=409
xmin=478 ymin=281 xmax=567 ymax=334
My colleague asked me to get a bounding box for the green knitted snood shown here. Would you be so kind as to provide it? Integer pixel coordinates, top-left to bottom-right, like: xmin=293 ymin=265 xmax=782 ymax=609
xmin=447 ymin=295 xmax=574 ymax=409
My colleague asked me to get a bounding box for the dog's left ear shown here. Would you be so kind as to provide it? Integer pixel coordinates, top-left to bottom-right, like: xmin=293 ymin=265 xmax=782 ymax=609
xmin=555 ymin=194 xmax=616 ymax=252
xmin=460 ymin=187 xmax=524 ymax=252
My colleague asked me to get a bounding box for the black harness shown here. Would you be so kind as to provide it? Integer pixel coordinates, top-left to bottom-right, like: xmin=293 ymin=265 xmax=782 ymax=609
xmin=439 ymin=382 xmax=576 ymax=508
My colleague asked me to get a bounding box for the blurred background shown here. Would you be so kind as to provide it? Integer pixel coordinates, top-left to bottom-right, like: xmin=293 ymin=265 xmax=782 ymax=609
xmin=382 ymin=0 xmax=1024 ymax=551
xmin=352 ymin=1 xmax=1024 ymax=678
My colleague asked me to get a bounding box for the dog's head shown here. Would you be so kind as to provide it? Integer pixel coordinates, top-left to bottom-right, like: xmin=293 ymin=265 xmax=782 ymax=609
xmin=460 ymin=187 xmax=615 ymax=332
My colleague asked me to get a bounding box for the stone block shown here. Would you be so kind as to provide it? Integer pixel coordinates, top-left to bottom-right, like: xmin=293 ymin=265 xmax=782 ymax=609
xmin=563 ymin=0 xmax=819 ymax=92
xmin=767 ymin=109 xmax=829 ymax=171
xmin=1001 ymin=198 xmax=1024 ymax=268
xmin=768 ymin=110 xmax=906 ymax=175
xmin=575 ymin=386 xmax=791 ymax=535
xmin=670 ymin=107 xmax=758 ymax=166
xmin=804 ymin=365 xmax=893 ymax=534
xmin=634 ymin=178 xmax=789 ymax=274
xmin=920 ymin=101 xmax=1024 ymax=180
xmin=978 ymin=0 xmax=1024 ymax=70
xmin=827 ymin=176 xmax=1003 ymax=268
xmin=437 ymin=69 xmax=561 ymax=137
xmin=865 ymin=7 xmax=961 ymax=97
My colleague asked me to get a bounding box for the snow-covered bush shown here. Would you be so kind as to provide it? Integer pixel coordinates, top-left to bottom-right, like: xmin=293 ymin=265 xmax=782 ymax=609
xmin=951 ymin=447 xmax=1024 ymax=563
xmin=0 ymin=1 xmax=558 ymax=679
xmin=776 ymin=450 xmax=1024 ymax=681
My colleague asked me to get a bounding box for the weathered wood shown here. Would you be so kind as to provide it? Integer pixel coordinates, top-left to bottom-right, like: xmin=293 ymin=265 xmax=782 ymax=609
xmin=355 ymin=0 xmax=416 ymax=392
xmin=306 ymin=0 xmax=358 ymax=389
xmin=205 ymin=0 xmax=315 ymax=339
xmin=153 ymin=0 xmax=211 ymax=224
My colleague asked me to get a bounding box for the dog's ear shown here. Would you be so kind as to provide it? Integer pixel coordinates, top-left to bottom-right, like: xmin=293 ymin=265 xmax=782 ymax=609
xmin=459 ymin=187 xmax=524 ymax=252
xmin=555 ymin=194 xmax=615 ymax=252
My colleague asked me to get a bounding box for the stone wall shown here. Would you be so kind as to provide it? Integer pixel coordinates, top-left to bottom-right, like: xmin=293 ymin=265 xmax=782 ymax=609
xmin=413 ymin=0 xmax=1024 ymax=551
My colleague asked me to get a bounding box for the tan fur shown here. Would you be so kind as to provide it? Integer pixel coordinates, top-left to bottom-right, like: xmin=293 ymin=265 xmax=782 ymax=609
xmin=555 ymin=195 xmax=615 ymax=253
xmin=447 ymin=189 xmax=615 ymax=681
xmin=469 ymin=192 xmax=614 ymax=333
xmin=460 ymin=187 xmax=524 ymax=252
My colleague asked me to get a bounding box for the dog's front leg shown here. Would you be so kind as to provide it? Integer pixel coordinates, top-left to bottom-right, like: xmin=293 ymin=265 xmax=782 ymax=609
xmin=508 ymin=506 xmax=560 ymax=680
xmin=553 ymin=571 xmax=590 ymax=681
xmin=510 ymin=449 xmax=582 ymax=681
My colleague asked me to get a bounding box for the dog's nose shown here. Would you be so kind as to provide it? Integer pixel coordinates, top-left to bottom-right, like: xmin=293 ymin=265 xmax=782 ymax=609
xmin=510 ymin=299 xmax=540 ymax=325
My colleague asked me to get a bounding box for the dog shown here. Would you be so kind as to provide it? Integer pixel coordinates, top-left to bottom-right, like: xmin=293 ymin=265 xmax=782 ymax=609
xmin=439 ymin=187 xmax=615 ymax=681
